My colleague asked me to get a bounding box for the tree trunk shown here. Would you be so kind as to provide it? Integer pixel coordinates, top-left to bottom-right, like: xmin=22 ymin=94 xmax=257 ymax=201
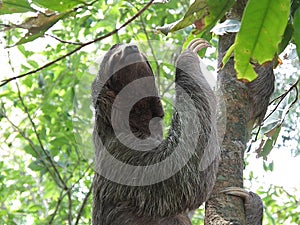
xmin=204 ymin=1 xmax=251 ymax=224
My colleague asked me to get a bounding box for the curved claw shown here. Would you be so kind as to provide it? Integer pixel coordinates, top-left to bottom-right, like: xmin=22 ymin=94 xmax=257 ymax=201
xmin=221 ymin=187 xmax=263 ymax=225
xmin=187 ymin=38 xmax=211 ymax=53
xmin=220 ymin=187 xmax=250 ymax=200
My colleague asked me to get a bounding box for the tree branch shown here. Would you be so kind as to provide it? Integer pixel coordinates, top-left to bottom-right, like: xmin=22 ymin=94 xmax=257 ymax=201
xmin=264 ymin=78 xmax=299 ymax=122
xmin=48 ymin=191 xmax=64 ymax=224
xmin=205 ymin=1 xmax=249 ymax=224
xmin=45 ymin=34 xmax=83 ymax=45
xmin=140 ymin=15 xmax=162 ymax=90
xmin=1 ymin=109 xmax=56 ymax=179
xmin=67 ymin=190 xmax=73 ymax=225
xmin=15 ymin=83 xmax=68 ymax=190
xmin=0 ymin=0 xmax=155 ymax=87
xmin=74 ymin=183 xmax=93 ymax=225
xmin=47 ymin=165 xmax=92 ymax=224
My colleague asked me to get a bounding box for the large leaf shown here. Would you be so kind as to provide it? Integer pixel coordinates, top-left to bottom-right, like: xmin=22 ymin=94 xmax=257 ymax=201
xmin=170 ymin=0 xmax=207 ymax=32
xmin=234 ymin=0 xmax=290 ymax=81
xmin=156 ymin=0 xmax=234 ymax=35
xmin=156 ymin=0 xmax=207 ymax=35
xmin=204 ymin=0 xmax=235 ymax=33
xmin=294 ymin=8 xmax=300 ymax=60
xmin=278 ymin=21 xmax=293 ymax=54
xmin=0 ymin=0 xmax=36 ymax=14
xmin=33 ymin=0 xmax=87 ymax=12
xmin=13 ymin=12 xmax=67 ymax=46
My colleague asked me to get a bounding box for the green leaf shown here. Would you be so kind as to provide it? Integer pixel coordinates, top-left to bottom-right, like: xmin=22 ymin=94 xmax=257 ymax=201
xmin=0 ymin=0 xmax=36 ymax=14
xmin=234 ymin=0 xmax=290 ymax=81
xmin=294 ymin=8 xmax=300 ymax=60
xmin=24 ymin=145 xmax=38 ymax=158
xmin=204 ymin=0 xmax=235 ymax=32
xmin=34 ymin=0 xmax=87 ymax=12
xmin=28 ymin=204 xmax=42 ymax=213
xmin=221 ymin=43 xmax=235 ymax=68
xmin=24 ymin=145 xmax=43 ymax=158
xmin=171 ymin=0 xmax=207 ymax=32
xmin=14 ymin=12 xmax=66 ymax=46
xmin=265 ymin=124 xmax=281 ymax=142
xmin=263 ymin=160 xmax=274 ymax=171
xmin=278 ymin=21 xmax=293 ymax=54
xmin=27 ymin=60 xmax=39 ymax=68
xmin=17 ymin=45 xmax=34 ymax=57
xmin=156 ymin=0 xmax=208 ymax=35
xmin=261 ymin=138 xmax=273 ymax=159
xmin=28 ymin=160 xmax=44 ymax=171
xmin=156 ymin=0 xmax=235 ymax=36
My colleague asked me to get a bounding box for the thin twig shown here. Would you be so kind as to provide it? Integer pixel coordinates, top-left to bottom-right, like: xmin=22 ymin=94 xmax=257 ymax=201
xmin=67 ymin=191 xmax=73 ymax=225
xmin=0 ymin=0 xmax=155 ymax=87
xmin=48 ymin=191 xmax=64 ymax=224
xmin=140 ymin=15 xmax=161 ymax=91
xmin=74 ymin=183 xmax=93 ymax=225
xmin=263 ymin=79 xmax=299 ymax=122
xmin=161 ymin=80 xmax=175 ymax=98
xmin=250 ymin=79 xmax=299 ymax=145
xmin=16 ymin=83 xmax=68 ymax=190
xmin=2 ymin=111 xmax=56 ymax=179
xmin=47 ymin=164 xmax=92 ymax=224
xmin=45 ymin=34 xmax=83 ymax=45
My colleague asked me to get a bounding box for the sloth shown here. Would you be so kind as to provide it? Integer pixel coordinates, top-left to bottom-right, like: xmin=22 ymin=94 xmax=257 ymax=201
xmin=91 ymin=39 xmax=219 ymax=225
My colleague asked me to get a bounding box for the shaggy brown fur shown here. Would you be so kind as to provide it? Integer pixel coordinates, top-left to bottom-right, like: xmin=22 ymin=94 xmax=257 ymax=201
xmin=91 ymin=40 xmax=219 ymax=225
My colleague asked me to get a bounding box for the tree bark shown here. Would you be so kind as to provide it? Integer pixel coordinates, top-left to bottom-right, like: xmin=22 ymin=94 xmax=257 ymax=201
xmin=204 ymin=1 xmax=250 ymax=224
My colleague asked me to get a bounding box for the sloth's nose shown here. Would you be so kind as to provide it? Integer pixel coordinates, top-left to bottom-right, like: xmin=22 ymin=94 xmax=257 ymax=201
xmin=124 ymin=45 xmax=139 ymax=54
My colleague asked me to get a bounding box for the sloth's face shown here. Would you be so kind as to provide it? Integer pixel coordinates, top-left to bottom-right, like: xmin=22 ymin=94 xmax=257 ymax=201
xmin=93 ymin=44 xmax=164 ymax=140
xmin=102 ymin=44 xmax=154 ymax=93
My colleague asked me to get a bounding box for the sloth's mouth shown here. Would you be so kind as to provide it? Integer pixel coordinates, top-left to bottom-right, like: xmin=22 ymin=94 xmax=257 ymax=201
xmin=109 ymin=45 xmax=149 ymax=76
xmin=118 ymin=45 xmax=146 ymax=65
xmin=123 ymin=52 xmax=144 ymax=64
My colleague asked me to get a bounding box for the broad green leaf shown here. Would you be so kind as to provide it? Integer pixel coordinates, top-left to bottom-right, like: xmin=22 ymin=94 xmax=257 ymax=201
xmin=34 ymin=0 xmax=87 ymax=12
xmin=258 ymin=125 xmax=281 ymax=159
xmin=14 ymin=12 xmax=66 ymax=46
xmin=234 ymin=0 xmax=290 ymax=81
xmin=270 ymin=125 xmax=281 ymax=144
xmin=294 ymin=8 xmax=300 ymax=60
xmin=204 ymin=0 xmax=235 ymax=32
xmin=170 ymin=0 xmax=207 ymax=32
xmin=28 ymin=205 xmax=42 ymax=213
xmin=156 ymin=0 xmax=207 ymax=35
xmin=156 ymin=0 xmax=234 ymax=36
xmin=263 ymin=161 xmax=274 ymax=171
xmin=15 ymin=32 xmax=43 ymax=46
xmin=24 ymin=145 xmax=39 ymax=158
xmin=17 ymin=45 xmax=34 ymax=57
xmin=0 ymin=0 xmax=36 ymax=14
xmin=261 ymin=138 xmax=273 ymax=159
xmin=221 ymin=43 xmax=235 ymax=68
xmin=278 ymin=22 xmax=293 ymax=54
xmin=28 ymin=160 xmax=44 ymax=171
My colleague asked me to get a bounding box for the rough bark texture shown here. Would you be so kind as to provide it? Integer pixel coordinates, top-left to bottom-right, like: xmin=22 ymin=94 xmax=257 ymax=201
xmin=205 ymin=0 xmax=275 ymax=223
xmin=205 ymin=1 xmax=249 ymax=224
xmin=204 ymin=34 xmax=248 ymax=225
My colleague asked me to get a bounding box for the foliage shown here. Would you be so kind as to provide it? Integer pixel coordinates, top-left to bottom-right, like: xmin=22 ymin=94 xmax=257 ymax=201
xmin=260 ymin=185 xmax=300 ymax=225
xmin=0 ymin=0 xmax=299 ymax=224
xmin=233 ymin=0 xmax=290 ymax=81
